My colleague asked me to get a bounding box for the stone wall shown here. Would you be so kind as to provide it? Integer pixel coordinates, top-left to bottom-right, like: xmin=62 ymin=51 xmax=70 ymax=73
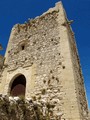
xmin=7 ymin=11 xmax=59 ymax=72
xmin=0 ymin=55 xmax=4 ymax=83
xmin=6 ymin=9 xmax=64 ymax=116
xmin=0 ymin=2 xmax=89 ymax=120
xmin=89 ymin=111 xmax=90 ymax=120
xmin=67 ymin=25 xmax=88 ymax=119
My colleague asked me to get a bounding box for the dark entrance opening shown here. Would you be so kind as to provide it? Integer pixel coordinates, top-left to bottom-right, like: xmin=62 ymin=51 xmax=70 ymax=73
xmin=10 ymin=75 xmax=26 ymax=97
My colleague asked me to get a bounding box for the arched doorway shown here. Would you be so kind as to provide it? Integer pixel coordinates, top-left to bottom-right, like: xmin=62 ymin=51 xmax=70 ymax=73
xmin=10 ymin=75 xmax=26 ymax=97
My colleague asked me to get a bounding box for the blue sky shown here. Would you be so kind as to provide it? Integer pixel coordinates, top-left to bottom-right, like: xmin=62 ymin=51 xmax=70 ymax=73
xmin=0 ymin=0 xmax=90 ymax=108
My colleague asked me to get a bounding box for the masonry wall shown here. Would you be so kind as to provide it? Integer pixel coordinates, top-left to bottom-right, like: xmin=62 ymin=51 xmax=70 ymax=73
xmin=67 ymin=25 xmax=88 ymax=119
xmin=0 ymin=2 xmax=88 ymax=120
xmin=0 ymin=55 xmax=4 ymax=84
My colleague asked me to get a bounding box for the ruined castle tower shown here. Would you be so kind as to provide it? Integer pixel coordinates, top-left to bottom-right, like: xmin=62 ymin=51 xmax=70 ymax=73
xmin=0 ymin=2 xmax=89 ymax=120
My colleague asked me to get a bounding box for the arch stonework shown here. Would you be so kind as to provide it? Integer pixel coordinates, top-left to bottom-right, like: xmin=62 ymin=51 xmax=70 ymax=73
xmin=2 ymin=66 xmax=35 ymax=98
xmin=9 ymin=74 xmax=26 ymax=97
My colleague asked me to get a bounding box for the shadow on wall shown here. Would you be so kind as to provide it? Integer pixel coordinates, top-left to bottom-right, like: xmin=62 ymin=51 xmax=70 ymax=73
xmin=9 ymin=74 xmax=26 ymax=97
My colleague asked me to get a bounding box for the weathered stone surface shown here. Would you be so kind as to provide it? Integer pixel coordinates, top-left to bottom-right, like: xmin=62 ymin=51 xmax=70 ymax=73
xmin=0 ymin=1 xmax=89 ymax=120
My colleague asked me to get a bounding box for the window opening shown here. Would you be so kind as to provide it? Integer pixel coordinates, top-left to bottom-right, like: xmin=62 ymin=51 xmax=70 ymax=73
xmin=21 ymin=45 xmax=25 ymax=50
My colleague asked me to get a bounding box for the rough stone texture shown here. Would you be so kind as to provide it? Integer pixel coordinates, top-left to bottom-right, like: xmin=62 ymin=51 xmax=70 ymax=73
xmin=89 ymin=111 xmax=90 ymax=120
xmin=0 ymin=55 xmax=4 ymax=83
xmin=67 ymin=25 xmax=89 ymax=120
xmin=0 ymin=1 xmax=89 ymax=120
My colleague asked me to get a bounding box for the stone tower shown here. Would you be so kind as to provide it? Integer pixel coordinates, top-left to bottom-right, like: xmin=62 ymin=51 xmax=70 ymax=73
xmin=0 ymin=1 xmax=89 ymax=120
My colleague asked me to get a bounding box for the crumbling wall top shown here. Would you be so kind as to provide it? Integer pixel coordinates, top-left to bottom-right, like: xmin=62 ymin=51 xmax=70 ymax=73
xmin=11 ymin=1 xmax=64 ymax=33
